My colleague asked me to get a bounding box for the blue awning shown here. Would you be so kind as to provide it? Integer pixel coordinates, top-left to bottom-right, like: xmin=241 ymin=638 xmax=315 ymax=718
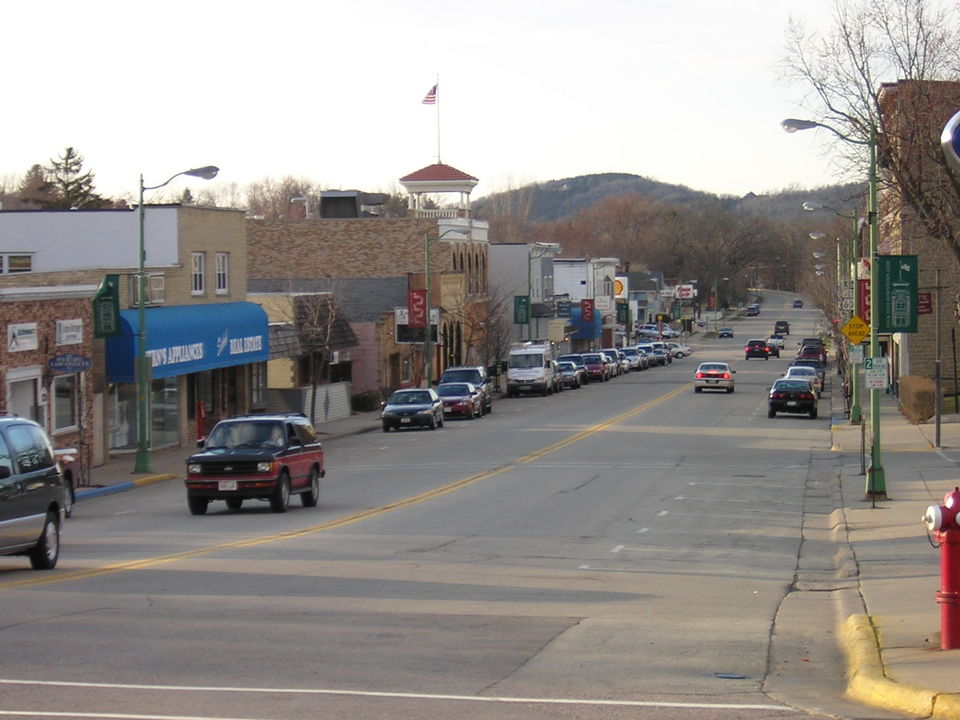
xmin=106 ymin=302 xmax=269 ymax=382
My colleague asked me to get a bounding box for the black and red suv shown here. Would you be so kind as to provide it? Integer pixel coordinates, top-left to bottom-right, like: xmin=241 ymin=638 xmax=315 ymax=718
xmin=185 ymin=413 xmax=324 ymax=515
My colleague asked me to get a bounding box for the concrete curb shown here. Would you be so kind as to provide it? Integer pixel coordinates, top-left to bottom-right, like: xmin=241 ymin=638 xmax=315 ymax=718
xmin=75 ymin=473 xmax=178 ymax=501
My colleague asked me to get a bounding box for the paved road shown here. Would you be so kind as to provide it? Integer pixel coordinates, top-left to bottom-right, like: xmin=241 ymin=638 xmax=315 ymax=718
xmin=0 ymin=292 xmax=894 ymax=719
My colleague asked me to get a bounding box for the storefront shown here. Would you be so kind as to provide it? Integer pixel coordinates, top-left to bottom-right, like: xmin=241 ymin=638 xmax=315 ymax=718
xmin=105 ymin=302 xmax=269 ymax=451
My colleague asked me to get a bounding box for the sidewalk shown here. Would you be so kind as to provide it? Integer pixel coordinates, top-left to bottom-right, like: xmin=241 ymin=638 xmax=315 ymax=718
xmin=74 ymin=387 xmax=960 ymax=718
xmin=831 ymin=387 xmax=960 ymax=717
xmin=75 ymin=411 xmax=382 ymax=501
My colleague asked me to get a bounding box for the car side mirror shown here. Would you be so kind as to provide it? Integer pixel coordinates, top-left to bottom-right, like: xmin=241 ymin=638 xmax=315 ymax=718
xmin=0 ymin=466 xmax=10 ymax=480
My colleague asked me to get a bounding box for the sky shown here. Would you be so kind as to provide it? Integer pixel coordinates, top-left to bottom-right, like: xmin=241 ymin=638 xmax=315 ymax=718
xmin=0 ymin=0 xmax=894 ymax=205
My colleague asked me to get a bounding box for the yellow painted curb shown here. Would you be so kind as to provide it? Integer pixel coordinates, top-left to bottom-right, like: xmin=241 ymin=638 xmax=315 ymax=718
xmin=131 ymin=473 xmax=178 ymax=488
xmin=841 ymin=614 xmax=935 ymax=717
xmin=934 ymin=692 xmax=960 ymax=719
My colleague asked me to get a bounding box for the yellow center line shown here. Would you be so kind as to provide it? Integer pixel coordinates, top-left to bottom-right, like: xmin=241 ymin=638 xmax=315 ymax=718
xmin=1 ymin=383 xmax=691 ymax=590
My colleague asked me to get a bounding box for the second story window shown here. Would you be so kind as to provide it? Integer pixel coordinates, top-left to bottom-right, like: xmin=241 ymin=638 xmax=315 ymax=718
xmin=215 ymin=252 xmax=229 ymax=294
xmin=191 ymin=252 xmax=205 ymax=295
xmin=2 ymin=254 xmax=32 ymax=273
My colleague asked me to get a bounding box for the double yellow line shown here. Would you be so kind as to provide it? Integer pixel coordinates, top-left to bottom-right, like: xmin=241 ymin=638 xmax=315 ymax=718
xmin=1 ymin=384 xmax=688 ymax=590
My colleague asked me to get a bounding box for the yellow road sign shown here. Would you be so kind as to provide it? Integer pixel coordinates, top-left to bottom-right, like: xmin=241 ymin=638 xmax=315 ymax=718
xmin=842 ymin=315 xmax=870 ymax=345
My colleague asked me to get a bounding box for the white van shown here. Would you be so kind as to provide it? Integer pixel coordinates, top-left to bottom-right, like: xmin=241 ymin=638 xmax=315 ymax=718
xmin=506 ymin=343 xmax=556 ymax=397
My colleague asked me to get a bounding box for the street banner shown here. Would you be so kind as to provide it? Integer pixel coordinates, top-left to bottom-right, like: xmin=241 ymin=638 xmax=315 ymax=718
xmin=407 ymin=289 xmax=426 ymax=328
xmin=858 ymin=279 xmax=871 ymax=324
xmin=580 ymin=298 xmax=594 ymax=323
xmin=876 ymin=255 xmax=918 ymax=334
xmin=514 ymin=295 xmax=530 ymax=324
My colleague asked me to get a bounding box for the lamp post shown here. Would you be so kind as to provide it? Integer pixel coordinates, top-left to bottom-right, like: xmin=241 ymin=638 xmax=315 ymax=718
xmin=134 ymin=165 xmax=219 ymax=474
xmin=712 ymin=276 xmax=728 ymax=333
xmin=783 ymin=118 xmax=885 ymax=498
xmin=423 ymin=228 xmax=468 ymax=387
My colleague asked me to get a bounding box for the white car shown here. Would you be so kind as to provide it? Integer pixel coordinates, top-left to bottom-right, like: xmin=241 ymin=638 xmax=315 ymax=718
xmin=767 ymin=335 xmax=786 ymax=349
xmin=666 ymin=342 xmax=692 ymax=359
xmin=694 ymin=362 xmax=735 ymax=393
xmin=783 ymin=366 xmax=822 ymax=396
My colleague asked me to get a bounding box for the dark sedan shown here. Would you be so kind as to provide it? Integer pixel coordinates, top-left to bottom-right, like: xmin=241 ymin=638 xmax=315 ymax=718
xmin=436 ymin=382 xmax=483 ymax=419
xmin=381 ymin=388 xmax=445 ymax=431
xmin=768 ymin=378 xmax=819 ymax=418
xmin=556 ymin=360 xmax=585 ymax=389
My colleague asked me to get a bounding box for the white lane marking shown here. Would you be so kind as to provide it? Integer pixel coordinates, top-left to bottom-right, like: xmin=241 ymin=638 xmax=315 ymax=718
xmin=578 ymin=564 xmax=591 ymax=569
xmin=637 ymin=528 xmax=649 ymax=534
xmin=658 ymin=510 xmax=669 ymax=516
xmin=0 ymin=678 xmax=794 ymax=712
xmin=675 ymin=495 xmax=685 ymax=500
xmin=611 ymin=544 xmax=625 ymax=553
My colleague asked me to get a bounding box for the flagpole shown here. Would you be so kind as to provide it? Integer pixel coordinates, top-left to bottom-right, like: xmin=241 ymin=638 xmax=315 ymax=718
xmin=435 ymin=75 xmax=441 ymax=163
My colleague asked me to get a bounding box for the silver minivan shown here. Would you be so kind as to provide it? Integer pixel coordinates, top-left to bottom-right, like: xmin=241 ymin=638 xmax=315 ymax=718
xmin=0 ymin=416 xmax=67 ymax=569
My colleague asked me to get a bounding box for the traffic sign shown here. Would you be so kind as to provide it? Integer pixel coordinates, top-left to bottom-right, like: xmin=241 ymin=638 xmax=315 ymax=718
xmin=865 ymin=357 xmax=888 ymax=389
xmin=841 ymin=315 xmax=870 ymax=345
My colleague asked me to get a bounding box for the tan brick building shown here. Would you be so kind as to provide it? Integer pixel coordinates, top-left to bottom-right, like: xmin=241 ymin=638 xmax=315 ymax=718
xmin=877 ymin=80 xmax=960 ymax=386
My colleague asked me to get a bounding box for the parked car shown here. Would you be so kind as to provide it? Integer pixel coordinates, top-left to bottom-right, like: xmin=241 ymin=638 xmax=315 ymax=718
xmin=798 ymin=344 xmax=828 ymax=365
xmin=665 ymin=342 xmax=692 ymax=359
xmin=793 ymin=298 xmax=804 ymax=308
xmin=637 ymin=343 xmax=666 ymax=366
xmin=556 ymin=361 xmax=585 ymax=389
xmin=580 ymin=353 xmax=610 ymax=382
xmin=774 ymin=320 xmax=790 ymax=335
xmin=619 ymin=347 xmax=643 ymax=370
xmin=783 ymin=365 xmax=823 ymax=396
xmin=556 ymin=354 xmax=590 ymax=383
xmin=718 ymin=327 xmax=735 ymax=338
xmin=438 ymin=365 xmax=493 ymax=414
xmin=381 ymin=388 xmax=445 ymax=432
xmin=184 ymin=413 xmax=325 ymax=515
xmin=436 ymin=382 xmax=483 ymax=419
xmin=647 ymin=341 xmax=673 ymax=363
xmin=602 ymin=348 xmax=630 ymax=374
xmin=694 ymin=362 xmax=735 ymax=393
xmin=791 ymin=358 xmax=826 ymax=382
xmin=0 ymin=415 xmax=67 ymax=569
xmin=745 ymin=339 xmax=773 ymax=360
xmin=768 ymin=378 xmax=819 ymax=418
xmin=600 ymin=351 xmax=621 ymax=376
xmin=634 ymin=348 xmax=653 ymax=369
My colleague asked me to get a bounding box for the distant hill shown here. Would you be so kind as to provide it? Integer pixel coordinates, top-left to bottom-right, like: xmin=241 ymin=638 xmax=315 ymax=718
xmin=473 ymin=172 xmax=865 ymax=225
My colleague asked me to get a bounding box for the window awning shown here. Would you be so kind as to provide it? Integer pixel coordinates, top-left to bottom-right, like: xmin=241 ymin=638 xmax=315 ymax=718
xmin=106 ymin=302 xmax=269 ymax=382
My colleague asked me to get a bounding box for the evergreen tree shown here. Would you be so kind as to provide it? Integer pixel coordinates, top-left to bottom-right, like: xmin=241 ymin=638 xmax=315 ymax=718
xmin=40 ymin=147 xmax=108 ymax=209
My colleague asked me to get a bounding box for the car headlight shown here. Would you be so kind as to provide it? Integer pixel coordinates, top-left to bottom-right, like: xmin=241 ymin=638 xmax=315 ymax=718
xmin=187 ymin=463 xmax=202 ymax=474
xmin=257 ymin=461 xmax=273 ymax=473
xmin=417 ymin=408 xmax=434 ymax=415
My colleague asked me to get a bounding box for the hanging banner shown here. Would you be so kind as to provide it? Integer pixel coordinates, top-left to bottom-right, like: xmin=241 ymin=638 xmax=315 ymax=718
xmin=858 ymin=279 xmax=871 ymax=324
xmin=580 ymin=299 xmax=594 ymax=323
xmin=407 ymin=289 xmax=427 ymax=329
xmin=876 ymin=254 xmax=918 ymax=334
xmin=514 ymin=296 xmax=530 ymax=325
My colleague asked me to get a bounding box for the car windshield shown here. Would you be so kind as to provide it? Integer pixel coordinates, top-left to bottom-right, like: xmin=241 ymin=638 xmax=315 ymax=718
xmin=509 ymin=354 xmax=544 ymax=369
xmin=206 ymin=421 xmax=284 ymax=449
xmin=582 ymin=354 xmax=602 ymax=363
xmin=441 ymin=370 xmax=479 ymax=383
xmin=699 ymin=364 xmax=727 ymax=372
xmin=787 ymin=368 xmax=815 ymax=376
xmin=557 ymin=362 xmax=575 ymax=371
xmin=390 ymin=391 xmax=432 ymax=405
xmin=437 ymin=384 xmax=471 ymax=397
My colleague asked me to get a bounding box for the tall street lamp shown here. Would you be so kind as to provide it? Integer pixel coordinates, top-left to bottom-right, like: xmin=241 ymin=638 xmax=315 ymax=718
xmin=712 ymin=276 xmax=729 ymax=333
xmin=783 ymin=118 xmax=885 ymax=498
xmin=423 ymin=228 xmax=468 ymax=387
xmin=135 ymin=165 xmax=219 ymax=473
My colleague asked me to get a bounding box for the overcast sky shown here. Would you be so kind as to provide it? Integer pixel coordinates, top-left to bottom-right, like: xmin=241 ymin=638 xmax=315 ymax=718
xmin=1 ymin=0 xmax=891 ymax=204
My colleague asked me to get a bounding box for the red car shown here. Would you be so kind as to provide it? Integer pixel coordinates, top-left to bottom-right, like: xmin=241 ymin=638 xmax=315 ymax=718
xmin=580 ymin=353 xmax=610 ymax=381
xmin=437 ymin=382 xmax=483 ymax=419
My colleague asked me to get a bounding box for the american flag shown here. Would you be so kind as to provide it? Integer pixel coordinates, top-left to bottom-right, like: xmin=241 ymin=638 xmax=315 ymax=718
xmin=421 ymin=84 xmax=437 ymax=104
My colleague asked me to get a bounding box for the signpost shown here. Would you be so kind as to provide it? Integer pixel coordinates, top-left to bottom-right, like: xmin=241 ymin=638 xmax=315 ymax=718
xmin=865 ymin=357 xmax=888 ymax=389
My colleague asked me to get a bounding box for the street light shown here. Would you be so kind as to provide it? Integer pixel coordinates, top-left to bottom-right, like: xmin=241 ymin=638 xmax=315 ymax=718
xmin=712 ymin=276 xmax=729 ymax=333
xmin=784 ymin=117 xmax=884 ymax=498
xmin=423 ymin=228 xmax=468 ymax=387
xmin=135 ymin=165 xmax=219 ymax=473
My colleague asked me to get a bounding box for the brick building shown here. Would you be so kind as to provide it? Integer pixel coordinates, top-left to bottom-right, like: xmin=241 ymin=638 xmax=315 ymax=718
xmin=0 ymin=205 xmax=268 ymax=462
xmin=877 ymin=80 xmax=960 ymax=385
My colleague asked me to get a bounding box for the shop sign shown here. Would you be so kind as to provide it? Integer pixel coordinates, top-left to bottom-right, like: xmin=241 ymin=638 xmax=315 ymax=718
xmin=8 ymin=322 xmax=38 ymax=352
xmin=56 ymin=318 xmax=83 ymax=345
xmin=49 ymin=353 xmax=92 ymax=373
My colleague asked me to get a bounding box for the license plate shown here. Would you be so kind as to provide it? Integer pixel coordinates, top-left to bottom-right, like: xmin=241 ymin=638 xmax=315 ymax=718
xmin=707 ymin=379 xmax=718 ymax=384
xmin=519 ymin=385 xmax=531 ymax=391
xmin=218 ymin=480 xmax=237 ymax=491
xmin=401 ymin=417 xmax=411 ymax=424
xmin=787 ymin=401 xmax=798 ymax=406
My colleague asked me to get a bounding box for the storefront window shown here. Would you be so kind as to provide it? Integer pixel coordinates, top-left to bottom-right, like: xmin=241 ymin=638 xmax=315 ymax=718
xmin=251 ymin=362 xmax=266 ymax=408
xmin=52 ymin=374 xmax=79 ymax=432
xmin=151 ymin=377 xmax=179 ymax=448
xmin=108 ymin=383 xmax=137 ymax=450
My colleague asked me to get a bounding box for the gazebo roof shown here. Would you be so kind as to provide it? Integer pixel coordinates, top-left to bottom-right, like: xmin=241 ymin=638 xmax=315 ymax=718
xmin=399 ymin=163 xmax=479 ymax=194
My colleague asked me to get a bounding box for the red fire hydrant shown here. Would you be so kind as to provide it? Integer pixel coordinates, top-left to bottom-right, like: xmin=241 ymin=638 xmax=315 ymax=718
xmin=923 ymin=487 xmax=960 ymax=650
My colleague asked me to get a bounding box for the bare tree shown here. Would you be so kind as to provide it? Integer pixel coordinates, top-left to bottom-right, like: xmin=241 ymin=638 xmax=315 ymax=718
xmin=782 ymin=0 xmax=960 ymax=264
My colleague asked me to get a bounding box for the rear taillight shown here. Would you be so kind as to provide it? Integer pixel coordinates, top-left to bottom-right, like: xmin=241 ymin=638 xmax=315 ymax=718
xmin=722 ymin=372 xmax=731 ymax=379
xmin=696 ymin=372 xmax=705 ymax=379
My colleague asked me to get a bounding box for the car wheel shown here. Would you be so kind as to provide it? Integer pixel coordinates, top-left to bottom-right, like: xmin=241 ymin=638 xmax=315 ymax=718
xmin=382 ymin=423 xmax=391 ymax=433
xmin=768 ymin=408 xmax=776 ymax=418
xmin=674 ymin=352 xmax=684 ymax=358
xmin=429 ymin=415 xmax=437 ymax=430
xmin=225 ymin=498 xmax=243 ymax=511
xmin=810 ymin=408 xmax=818 ymax=419
xmin=727 ymin=387 xmax=735 ymax=393
xmin=28 ymin=511 xmax=60 ymax=570
xmin=486 ymin=401 xmax=493 ymax=414
xmin=63 ymin=473 xmax=75 ymax=519
xmin=438 ymin=412 xmax=444 ymax=428
xmin=270 ymin=472 xmax=291 ymax=513
xmin=301 ymin=466 xmax=320 ymax=507
xmin=694 ymin=387 xmax=702 ymax=393
xmin=187 ymin=495 xmax=209 ymax=515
